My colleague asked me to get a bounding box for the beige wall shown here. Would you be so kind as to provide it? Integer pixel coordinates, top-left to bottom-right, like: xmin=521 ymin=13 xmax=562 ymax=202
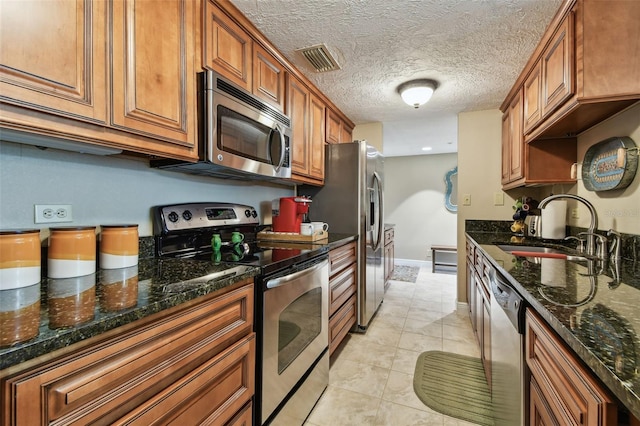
xmin=353 ymin=122 xmax=383 ymax=152
xmin=385 ymin=153 xmax=458 ymax=262
xmin=456 ymin=103 xmax=640 ymax=303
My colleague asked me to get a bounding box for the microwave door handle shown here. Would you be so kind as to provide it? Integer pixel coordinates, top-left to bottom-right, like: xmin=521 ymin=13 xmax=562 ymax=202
xmin=268 ymin=125 xmax=286 ymax=173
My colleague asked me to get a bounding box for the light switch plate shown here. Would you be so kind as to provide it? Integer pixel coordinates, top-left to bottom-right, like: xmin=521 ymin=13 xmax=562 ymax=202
xmin=462 ymin=194 xmax=471 ymax=206
xmin=494 ymin=192 xmax=504 ymax=206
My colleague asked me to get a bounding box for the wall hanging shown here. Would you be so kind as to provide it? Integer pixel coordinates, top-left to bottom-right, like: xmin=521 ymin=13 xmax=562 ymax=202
xmin=582 ymin=136 xmax=638 ymax=192
xmin=444 ymin=166 xmax=457 ymax=213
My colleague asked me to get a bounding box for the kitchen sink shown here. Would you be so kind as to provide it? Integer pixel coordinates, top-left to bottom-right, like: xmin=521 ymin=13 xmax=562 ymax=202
xmin=497 ymin=244 xmax=588 ymax=262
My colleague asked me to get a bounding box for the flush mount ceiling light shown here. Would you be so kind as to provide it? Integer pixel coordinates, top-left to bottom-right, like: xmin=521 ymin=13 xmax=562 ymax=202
xmin=397 ymin=79 xmax=438 ymax=108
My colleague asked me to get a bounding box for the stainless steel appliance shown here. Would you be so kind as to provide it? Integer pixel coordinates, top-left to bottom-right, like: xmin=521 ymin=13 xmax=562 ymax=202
xmin=489 ymin=266 xmax=527 ymax=425
xmin=153 ymin=203 xmax=329 ymax=425
xmin=302 ymin=141 xmax=384 ymax=330
xmin=152 ymin=71 xmax=292 ymax=181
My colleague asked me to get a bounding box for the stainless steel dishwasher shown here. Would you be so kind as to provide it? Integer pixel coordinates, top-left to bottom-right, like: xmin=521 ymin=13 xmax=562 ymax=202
xmin=489 ymin=266 xmax=527 ymax=426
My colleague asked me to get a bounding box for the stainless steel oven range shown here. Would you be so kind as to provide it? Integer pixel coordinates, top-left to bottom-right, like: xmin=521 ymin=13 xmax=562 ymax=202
xmin=154 ymin=202 xmax=329 ymax=425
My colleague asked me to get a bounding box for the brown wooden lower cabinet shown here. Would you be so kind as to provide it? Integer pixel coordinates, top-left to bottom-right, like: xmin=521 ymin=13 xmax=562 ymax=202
xmin=526 ymin=308 xmax=617 ymax=425
xmin=0 ymin=281 xmax=255 ymax=426
xmin=328 ymin=241 xmax=357 ymax=355
xmin=383 ymin=227 xmax=394 ymax=291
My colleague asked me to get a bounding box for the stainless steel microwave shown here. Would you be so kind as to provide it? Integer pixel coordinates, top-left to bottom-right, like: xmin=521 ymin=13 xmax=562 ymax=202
xmin=152 ymin=71 xmax=292 ymax=181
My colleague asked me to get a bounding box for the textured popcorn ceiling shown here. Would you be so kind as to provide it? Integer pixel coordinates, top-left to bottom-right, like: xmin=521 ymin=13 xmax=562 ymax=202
xmin=231 ymin=0 xmax=562 ymax=156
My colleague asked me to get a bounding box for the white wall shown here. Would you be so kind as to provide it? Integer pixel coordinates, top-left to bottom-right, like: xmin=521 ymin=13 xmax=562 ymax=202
xmin=0 ymin=141 xmax=293 ymax=237
xmin=385 ymin=153 xmax=458 ymax=262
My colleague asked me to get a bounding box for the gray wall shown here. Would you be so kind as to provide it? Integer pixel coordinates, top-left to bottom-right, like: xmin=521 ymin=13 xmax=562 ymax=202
xmin=384 ymin=153 xmax=458 ymax=262
xmin=0 ymin=140 xmax=293 ymax=237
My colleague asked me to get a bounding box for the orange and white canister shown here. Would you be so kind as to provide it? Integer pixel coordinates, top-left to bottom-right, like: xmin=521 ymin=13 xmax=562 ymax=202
xmin=0 ymin=229 xmax=41 ymax=290
xmin=48 ymin=227 xmax=96 ymax=278
xmin=99 ymin=224 xmax=139 ymax=269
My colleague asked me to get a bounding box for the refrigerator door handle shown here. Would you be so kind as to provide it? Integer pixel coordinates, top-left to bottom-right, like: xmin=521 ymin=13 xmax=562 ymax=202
xmin=372 ymin=171 xmax=384 ymax=251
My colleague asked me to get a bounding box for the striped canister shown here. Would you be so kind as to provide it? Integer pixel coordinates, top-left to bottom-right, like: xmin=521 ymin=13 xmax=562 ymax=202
xmin=99 ymin=225 xmax=139 ymax=269
xmin=0 ymin=229 xmax=41 ymax=290
xmin=48 ymin=227 xmax=96 ymax=278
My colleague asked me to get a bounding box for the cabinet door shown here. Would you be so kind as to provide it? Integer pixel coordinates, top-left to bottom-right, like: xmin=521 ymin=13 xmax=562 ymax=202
xmin=115 ymin=335 xmax=255 ymax=426
xmin=203 ymin=1 xmax=252 ymax=91
xmin=530 ymin=378 xmax=560 ymax=426
xmin=467 ymin=262 xmax=477 ymax=331
xmin=541 ymin=13 xmax=574 ymax=119
xmin=501 ymin=91 xmax=525 ymax=186
xmin=507 ymin=91 xmax=524 ymax=182
xmin=111 ymin=0 xmax=196 ymax=147
xmin=325 ymin=108 xmax=342 ymax=144
xmin=501 ymin=112 xmax=511 ymax=184
xmin=526 ymin=309 xmax=617 ymax=426
xmin=0 ymin=0 xmax=107 ymax=124
xmin=523 ymin=62 xmax=542 ymax=134
xmin=287 ymin=74 xmax=310 ymax=176
xmin=252 ymin=44 xmax=285 ymax=111
xmin=308 ymin=93 xmax=326 ymax=180
xmin=340 ymin=124 xmax=353 ymax=144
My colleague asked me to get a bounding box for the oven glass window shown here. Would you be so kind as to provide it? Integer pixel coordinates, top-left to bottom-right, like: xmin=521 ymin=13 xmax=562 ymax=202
xmin=278 ymin=287 xmax=321 ymax=374
xmin=218 ymin=106 xmax=279 ymax=165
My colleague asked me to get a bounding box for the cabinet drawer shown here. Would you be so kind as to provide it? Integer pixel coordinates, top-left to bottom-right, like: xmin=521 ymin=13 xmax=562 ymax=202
xmin=4 ymin=283 xmax=254 ymax=425
xmin=329 ymin=241 xmax=357 ymax=276
xmin=114 ymin=334 xmax=255 ymax=425
xmin=525 ymin=309 xmax=616 ymax=426
xmin=329 ymin=294 xmax=356 ymax=356
xmin=329 ymin=263 xmax=357 ymax=316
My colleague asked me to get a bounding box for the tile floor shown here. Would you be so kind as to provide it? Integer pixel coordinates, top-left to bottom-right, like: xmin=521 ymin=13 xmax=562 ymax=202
xmin=305 ymin=264 xmax=482 ymax=426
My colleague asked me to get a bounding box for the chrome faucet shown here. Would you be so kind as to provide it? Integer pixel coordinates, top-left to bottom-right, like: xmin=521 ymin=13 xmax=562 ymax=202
xmin=538 ymin=194 xmax=599 ymax=258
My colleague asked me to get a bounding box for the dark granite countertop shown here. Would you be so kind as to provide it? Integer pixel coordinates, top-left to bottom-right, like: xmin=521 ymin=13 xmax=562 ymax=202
xmin=0 ymin=233 xmax=358 ymax=371
xmin=0 ymin=258 xmax=260 ymax=370
xmin=466 ymin=228 xmax=640 ymax=419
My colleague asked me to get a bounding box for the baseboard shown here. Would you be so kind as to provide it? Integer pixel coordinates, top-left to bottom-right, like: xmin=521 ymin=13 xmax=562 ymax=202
xmin=457 ymin=301 xmax=468 ymax=311
xmin=394 ymin=258 xmax=430 ymax=268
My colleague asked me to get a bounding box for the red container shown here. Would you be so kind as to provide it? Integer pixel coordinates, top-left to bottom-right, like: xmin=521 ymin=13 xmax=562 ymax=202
xmin=272 ymin=197 xmax=311 ymax=233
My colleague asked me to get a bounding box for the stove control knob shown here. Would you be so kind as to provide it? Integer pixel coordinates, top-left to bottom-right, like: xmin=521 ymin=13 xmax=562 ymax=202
xmin=167 ymin=211 xmax=179 ymax=223
xmin=244 ymin=209 xmax=251 ymax=218
xmin=182 ymin=210 xmax=193 ymax=221
xmin=251 ymin=210 xmax=258 ymax=218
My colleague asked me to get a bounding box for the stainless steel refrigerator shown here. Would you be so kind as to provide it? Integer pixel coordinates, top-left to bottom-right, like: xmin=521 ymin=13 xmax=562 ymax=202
xmin=302 ymin=141 xmax=384 ymax=330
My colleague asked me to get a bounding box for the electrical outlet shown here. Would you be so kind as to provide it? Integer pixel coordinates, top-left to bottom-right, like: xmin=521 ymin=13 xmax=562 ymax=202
xmin=462 ymin=194 xmax=471 ymax=206
xmin=35 ymin=204 xmax=73 ymax=224
xmin=494 ymin=192 xmax=504 ymax=206
xmin=571 ymin=208 xmax=579 ymax=219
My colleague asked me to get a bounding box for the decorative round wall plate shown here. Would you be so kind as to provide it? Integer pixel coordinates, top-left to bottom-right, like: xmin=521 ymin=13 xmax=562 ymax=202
xmin=582 ymin=136 xmax=637 ymax=192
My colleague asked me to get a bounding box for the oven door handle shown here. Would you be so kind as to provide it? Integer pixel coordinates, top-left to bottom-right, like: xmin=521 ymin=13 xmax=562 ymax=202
xmin=266 ymin=259 xmax=328 ymax=290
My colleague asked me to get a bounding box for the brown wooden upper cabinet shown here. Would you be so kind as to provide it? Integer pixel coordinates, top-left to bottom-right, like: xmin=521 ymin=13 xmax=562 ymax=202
xmin=0 ymin=0 xmax=107 ymax=125
xmin=0 ymin=0 xmax=198 ymax=161
xmin=501 ymin=91 xmax=524 ymax=185
xmin=203 ymin=1 xmax=253 ymax=92
xmin=287 ymin=74 xmax=325 ymax=184
xmin=500 ymin=0 xmax=639 ymax=189
xmin=326 ymin=108 xmax=353 ymax=144
xmin=517 ymin=0 xmax=640 ymax=142
xmin=204 ymin=1 xmax=286 ymax=112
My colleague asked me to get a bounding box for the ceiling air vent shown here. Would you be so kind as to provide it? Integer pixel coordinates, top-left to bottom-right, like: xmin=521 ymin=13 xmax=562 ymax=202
xmin=296 ymin=44 xmax=341 ymax=73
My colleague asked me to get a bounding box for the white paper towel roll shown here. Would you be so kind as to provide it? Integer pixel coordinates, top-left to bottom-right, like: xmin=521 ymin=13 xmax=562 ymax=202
xmin=541 ymin=200 xmax=567 ymax=239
